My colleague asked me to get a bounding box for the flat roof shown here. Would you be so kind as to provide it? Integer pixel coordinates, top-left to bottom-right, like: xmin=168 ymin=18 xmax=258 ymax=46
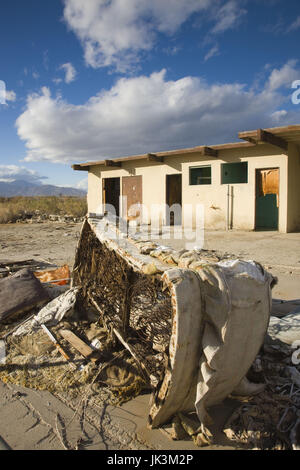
xmin=72 ymin=125 xmax=300 ymax=171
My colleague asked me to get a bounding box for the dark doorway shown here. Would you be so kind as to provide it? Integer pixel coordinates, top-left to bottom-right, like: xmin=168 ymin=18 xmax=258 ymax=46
xmin=122 ymin=176 xmax=143 ymax=220
xmin=255 ymin=168 xmax=279 ymax=230
xmin=102 ymin=177 xmax=120 ymax=216
xmin=166 ymin=174 xmax=182 ymax=226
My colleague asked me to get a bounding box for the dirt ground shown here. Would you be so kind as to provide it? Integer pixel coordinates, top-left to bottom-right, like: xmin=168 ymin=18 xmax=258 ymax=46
xmin=1 ymin=222 xmax=299 ymax=301
xmin=0 ymin=221 xmax=299 ymax=450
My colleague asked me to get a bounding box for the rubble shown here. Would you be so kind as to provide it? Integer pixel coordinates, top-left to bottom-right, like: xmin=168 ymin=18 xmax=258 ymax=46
xmin=0 ymin=214 xmax=299 ymax=450
xmin=13 ymin=211 xmax=84 ymax=224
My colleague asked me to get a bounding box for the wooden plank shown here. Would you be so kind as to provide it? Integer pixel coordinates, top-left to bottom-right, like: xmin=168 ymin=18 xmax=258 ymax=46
xmin=104 ymin=159 xmax=122 ymax=167
xmin=201 ymin=146 xmax=219 ymax=157
xmin=72 ymin=164 xmax=90 ymax=171
xmin=257 ymin=129 xmax=288 ymax=151
xmin=147 ymin=153 xmax=164 ymax=163
xmin=59 ymin=329 xmax=96 ymax=360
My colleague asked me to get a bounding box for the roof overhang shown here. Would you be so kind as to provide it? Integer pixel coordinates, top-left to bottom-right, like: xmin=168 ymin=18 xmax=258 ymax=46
xmin=72 ymin=125 xmax=300 ymax=171
xmin=72 ymin=145 xmax=222 ymax=171
xmin=239 ymin=125 xmax=300 ymax=152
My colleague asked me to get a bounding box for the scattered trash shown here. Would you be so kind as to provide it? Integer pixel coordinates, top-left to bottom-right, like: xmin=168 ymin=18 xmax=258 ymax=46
xmin=34 ymin=264 xmax=70 ymax=286
xmin=0 ymin=214 xmax=299 ymax=450
xmin=272 ymin=299 xmax=300 ymax=318
xmin=267 ymin=312 xmax=300 ymax=345
xmin=13 ymin=288 xmax=79 ymax=337
xmin=35 ymin=318 xmax=72 ymax=363
xmin=0 ymin=259 xmax=57 ymax=279
xmin=59 ymin=329 xmax=98 ymax=362
xmin=0 ymin=268 xmax=50 ymax=323
xmin=0 ymin=340 xmax=5 ymax=365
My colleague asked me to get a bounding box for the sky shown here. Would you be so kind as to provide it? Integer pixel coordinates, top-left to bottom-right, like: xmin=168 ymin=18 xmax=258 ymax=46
xmin=1 ymin=0 xmax=300 ymax=190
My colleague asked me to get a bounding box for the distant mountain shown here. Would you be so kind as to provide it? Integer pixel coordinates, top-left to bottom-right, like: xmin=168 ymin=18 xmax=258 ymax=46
xmin=0 ymin=180 xmax=86 ymax=197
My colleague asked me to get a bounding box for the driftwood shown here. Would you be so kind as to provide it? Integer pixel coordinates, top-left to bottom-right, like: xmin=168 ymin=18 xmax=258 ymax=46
xmin=59 ymin=329 xmax=98 ymax=362
xmin=88 ymin=293 xmax=151 ymax=383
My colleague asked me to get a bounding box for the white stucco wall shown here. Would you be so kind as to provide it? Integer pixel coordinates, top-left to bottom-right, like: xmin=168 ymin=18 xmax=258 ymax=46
xmin=86 ymin=143 xmax=289 ymax=232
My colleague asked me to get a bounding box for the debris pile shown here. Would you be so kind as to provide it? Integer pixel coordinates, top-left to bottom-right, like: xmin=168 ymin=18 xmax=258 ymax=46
xmin=224 ymin=335 xmax=300 ymax=450
xmin=0 ymin=215 xmax=299 ymax=450
xmin=12 ymin=210 xmax=84 ymax=224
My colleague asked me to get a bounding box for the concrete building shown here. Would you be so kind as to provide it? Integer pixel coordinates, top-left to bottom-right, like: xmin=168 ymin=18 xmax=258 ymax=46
xmin=73 ymin=125 xmax=300 ymax=233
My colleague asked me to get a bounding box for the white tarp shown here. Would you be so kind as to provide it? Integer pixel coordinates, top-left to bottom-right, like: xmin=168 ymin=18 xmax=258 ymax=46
xmin=13 ymin=288 xmax=79 ymax=337
xmin=268 ymin=313 xmax=300 ymax=345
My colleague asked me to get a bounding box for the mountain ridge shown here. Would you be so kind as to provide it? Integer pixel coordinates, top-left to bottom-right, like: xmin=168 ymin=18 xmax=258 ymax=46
xmin=0 ymin=180 xmax=86 ymax=197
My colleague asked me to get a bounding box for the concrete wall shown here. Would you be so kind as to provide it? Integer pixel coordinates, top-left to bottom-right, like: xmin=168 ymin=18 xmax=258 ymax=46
xmin=87 ymin=143 xmax=290 ymax=232
xmin=287 ymin=143 xmax=300 ymax=232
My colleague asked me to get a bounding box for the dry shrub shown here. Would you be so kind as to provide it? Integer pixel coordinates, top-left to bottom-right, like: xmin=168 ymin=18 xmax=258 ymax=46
xmin=0 ymin=196 xmax=87 ymax=223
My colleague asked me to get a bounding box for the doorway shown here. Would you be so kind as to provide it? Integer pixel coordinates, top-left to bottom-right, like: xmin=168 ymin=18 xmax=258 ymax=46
xmin=255 ymin=168 xmax=279 ymax=230
xmin=102 ymin=177 xmax=120 ymax=216
xmin=166 ymin=174 xmax=182 ymax=226
xmin=122 ymin=176 xmax=143 ymax=221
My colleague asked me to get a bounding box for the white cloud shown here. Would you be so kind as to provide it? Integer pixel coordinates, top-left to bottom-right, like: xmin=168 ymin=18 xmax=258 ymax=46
xmin=288 ymin=16 xmax=300 ymax=32
xmin=211 ymin=0 xmax=247 ymax=34
xmin=0 ymin=165 xmax=47 ymax=184
xmin=204 ymin=44 xmax=220 ymax=61
xmin=5 ymin=90 xmax=16 ymax=102
xmin=60 ymin=62 xmax=77 ymax=83
xmin=63 ymin=0 xmax=214 ymax=71
xmin=271 ymin=110 xmax=288 ymax=122
xmin=267 ymin=59 xmax=300 ymax=91
xmin=76 ymin=177 xmax=88 ymax=191
xmin=15 ymin=64 xmax=300 ymax=165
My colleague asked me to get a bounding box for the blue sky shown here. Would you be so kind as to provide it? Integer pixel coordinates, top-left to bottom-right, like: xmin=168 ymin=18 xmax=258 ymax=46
xmin=1 ymin=0 xmax=300 ymax=189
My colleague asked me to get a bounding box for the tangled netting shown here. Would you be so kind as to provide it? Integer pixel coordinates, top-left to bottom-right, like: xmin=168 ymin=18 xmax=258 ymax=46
xmin=72 ymin=222 xmax=173 ymax=383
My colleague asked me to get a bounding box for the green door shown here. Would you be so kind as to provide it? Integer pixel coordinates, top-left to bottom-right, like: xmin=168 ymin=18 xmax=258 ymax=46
xmin=255 ymin=169 xmax=279 ymax=230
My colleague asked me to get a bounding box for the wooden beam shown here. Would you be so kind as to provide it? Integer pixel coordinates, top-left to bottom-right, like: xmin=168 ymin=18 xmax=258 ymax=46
xmin=104 ymin=159 xmax=122 ymax=167
xmin=147 ymin=153 xmax=164 ymax=163
xmin=239 ymin=135 xmax=257 ymax=145
xmin=59 ymin=329 xmax=98 ymax=362
xmin=72 ymin=164 xmax=90 ymax=171
xmin=200 ymin=147 xmax=219 ymax=157
xmin=257 ymin=129 xmax=288 ymax=151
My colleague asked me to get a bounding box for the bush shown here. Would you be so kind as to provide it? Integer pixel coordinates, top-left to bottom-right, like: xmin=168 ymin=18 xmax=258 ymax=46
xmin=0 ymin=196 xmax=87 ymax=223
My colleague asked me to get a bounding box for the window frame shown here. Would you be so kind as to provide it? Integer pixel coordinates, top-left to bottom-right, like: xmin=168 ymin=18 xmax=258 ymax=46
xmin=189 ymin=165 xmax=212 ymax=186
xmin=221 ymin=161 xmax=248 ymax=185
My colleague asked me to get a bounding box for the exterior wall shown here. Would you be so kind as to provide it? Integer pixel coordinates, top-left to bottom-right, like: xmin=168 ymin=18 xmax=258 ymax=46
xmin=287 ymin=143 xmax=300 ymax=232
xmin=87 ymin=144 xmax=289 ymax=232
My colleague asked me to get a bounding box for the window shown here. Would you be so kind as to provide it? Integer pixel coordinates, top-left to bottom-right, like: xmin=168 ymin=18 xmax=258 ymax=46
xmin=189 ymin=165 xmax=212 ymax=185
xmin=221 ymin=162 xmax=248 ymax=184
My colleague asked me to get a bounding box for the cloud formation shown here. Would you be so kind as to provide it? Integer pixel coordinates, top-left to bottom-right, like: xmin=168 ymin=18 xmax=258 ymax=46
xmin=63 ymin=0 xmax=246 ymax=71
xmin=5 ymin=90 xmax=17 ymax=102
xmin=0 ymin=165 xmax=47 ymax=184
xmin=60 ymin=62 xmax=77 ymax=83
xmin=15 ymin=62 xmax=300 ymax=165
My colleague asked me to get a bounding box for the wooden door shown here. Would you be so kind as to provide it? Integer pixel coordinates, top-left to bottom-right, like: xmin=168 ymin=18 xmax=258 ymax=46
xmin=255 ymin=168 xmax=279 ymax=230
xmin=122 ymin=176 xmax=143 ymax=220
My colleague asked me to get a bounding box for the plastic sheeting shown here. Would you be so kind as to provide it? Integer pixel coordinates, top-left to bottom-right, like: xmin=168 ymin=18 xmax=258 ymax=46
xmin=13 ymin=288 xmax=79 ymax=337
xmin=268 ymin=313 xmax=300 ymax=345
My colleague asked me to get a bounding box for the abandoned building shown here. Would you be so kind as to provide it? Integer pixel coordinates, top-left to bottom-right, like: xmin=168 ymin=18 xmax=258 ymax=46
xmin=72 ymin=125 xmax=300 ymax=233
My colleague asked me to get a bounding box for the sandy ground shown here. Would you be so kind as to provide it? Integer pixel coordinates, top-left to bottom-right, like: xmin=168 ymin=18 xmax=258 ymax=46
xmin=1 ymin=222 xmax=299 ymax=301
xmin=0 ymin=221 xmax=299 ymax=450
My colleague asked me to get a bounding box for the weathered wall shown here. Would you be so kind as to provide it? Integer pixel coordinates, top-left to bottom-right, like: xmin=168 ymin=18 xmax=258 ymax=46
xmin=87 ymin=143 xmax=289 ymax=232
xmin=286 ymin=143 xmax=300 ymax=232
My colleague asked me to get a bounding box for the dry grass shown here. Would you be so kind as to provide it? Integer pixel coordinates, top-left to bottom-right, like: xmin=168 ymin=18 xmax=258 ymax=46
xmin=0 ymin=196 xmax=87 ymax=223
